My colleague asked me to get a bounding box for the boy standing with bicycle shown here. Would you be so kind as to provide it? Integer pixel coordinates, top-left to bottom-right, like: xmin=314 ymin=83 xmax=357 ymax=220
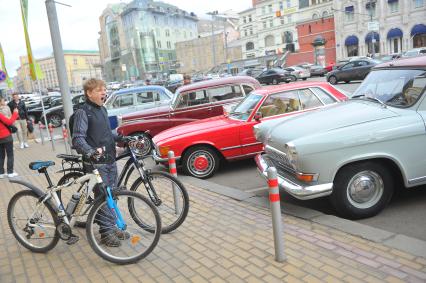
xmin=72 ymin=78 xmax=137 ymax=247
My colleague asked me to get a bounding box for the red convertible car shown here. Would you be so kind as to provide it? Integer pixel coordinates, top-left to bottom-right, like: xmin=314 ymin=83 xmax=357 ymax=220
xmin=152 ymin=82 xmax=348 ymax=178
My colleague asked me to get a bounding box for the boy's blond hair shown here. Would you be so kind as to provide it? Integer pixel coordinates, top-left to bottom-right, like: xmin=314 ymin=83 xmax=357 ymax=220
xmin=83 ymin=78 xmax=105 ymax=97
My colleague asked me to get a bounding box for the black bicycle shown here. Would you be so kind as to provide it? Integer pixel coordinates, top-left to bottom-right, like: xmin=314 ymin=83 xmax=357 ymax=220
xmin=56 ymin=139 xmax=189 ymax=234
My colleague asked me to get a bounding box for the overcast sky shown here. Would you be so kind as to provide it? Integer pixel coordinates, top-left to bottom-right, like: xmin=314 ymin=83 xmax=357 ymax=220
xmin=0 ymin=0 xmax=251 ymax=76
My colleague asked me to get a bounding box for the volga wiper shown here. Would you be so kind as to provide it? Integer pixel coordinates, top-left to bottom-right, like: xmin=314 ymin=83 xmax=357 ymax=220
xmin=351 ymin=94 xmax=387 ymax=108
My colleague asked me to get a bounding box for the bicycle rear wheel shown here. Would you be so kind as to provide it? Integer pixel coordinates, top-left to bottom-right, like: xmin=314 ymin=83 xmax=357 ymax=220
xmin=7 ymin=190 xmax=60 ymax=253
xmin=130 ymin=171 xmax=189 ymax=234
xmin=86 ymin=191 xmax=161 ymax=264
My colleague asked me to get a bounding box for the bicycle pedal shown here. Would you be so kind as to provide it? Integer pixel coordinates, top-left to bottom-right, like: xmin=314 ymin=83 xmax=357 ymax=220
xmin=66 ymin=234 xmax=79 ymax=245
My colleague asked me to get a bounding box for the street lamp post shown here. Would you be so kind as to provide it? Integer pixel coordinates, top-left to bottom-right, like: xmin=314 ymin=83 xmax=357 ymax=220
xmin=207 ymin=11 xmax=218 ymax=68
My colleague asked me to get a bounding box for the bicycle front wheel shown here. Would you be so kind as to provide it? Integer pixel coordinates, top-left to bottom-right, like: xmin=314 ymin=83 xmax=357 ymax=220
xmin=86 ymin=191 xmax=161 ymax=264
xmin=7 ymin=190 xmax=60 ymax=253
xmin=130 ymin=171 xmax=189 ymax=234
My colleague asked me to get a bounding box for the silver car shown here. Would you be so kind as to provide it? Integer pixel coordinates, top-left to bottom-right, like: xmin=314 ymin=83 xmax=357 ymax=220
xmin=284 ymin=66 xmax=310 ymax=81
xmin=254 ymin=56 xmax=426 ymax=219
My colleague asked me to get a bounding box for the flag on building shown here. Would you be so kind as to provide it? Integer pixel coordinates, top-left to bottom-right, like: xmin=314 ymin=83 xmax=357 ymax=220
xmin=20 ymin=0 xmax=44 ymax=81
xmin=0 ymin=43 xmax=13 ymax=88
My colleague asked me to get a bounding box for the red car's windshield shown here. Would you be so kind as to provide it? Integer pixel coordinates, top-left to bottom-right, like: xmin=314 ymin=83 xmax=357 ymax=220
xmin=229 ymin=93 xmax=263 ymax=121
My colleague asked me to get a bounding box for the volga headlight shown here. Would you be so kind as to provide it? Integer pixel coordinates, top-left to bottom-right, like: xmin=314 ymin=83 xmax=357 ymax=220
xmin=285 ymin=142 xmax=298 ymax=170
xmin=117 ymin=115 xmax=123 ymax=126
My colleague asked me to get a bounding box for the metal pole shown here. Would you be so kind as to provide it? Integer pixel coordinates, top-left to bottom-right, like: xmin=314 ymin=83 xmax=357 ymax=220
xmin=223 ymin=18 xmax=228 ymax=64
xmin=210 ymin=14 xmax=217 ymax=67
xmin=36 ymin=79 xmax=52 ymax=143
xmin=369 ymin=0 xmax=375 ymax=58
xmin=45 ymin=0 xmax=73 ymax=135
xmin=267 ymin=167 xmax=286 ymax=262
xmin=168 ymin=151 xmax=181 ymax=215
xmin=38 ymin=121 xmax=45 ymax=145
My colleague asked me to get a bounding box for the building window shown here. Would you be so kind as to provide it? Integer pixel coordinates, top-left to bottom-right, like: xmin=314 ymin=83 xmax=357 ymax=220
xmin=157 ymin=40 xmax=162 ymax=48
xmin=165 ymin=29 xmax=170 ymax=37
xmin=250 ymin=28 xmax=253 ymax=35
xmin=246 ymin=42 xmax=254 ymax=51
xmin=287 ymin=15 xmax=292 ymax=23
xmin=414 ymin=0 xmax=424 ymax=8
xmin=262 ymin=6 xmax=266 ymax=14
xmin=389 ymin=1 xmax=399 ymax=12
xmin=244 ymin=29 xmax=248 ymax=37
xmin=243 ymin=16 xmax=246 ymax=23
xmin=248 ymin=15 xmax=252 ymax=22
xmin=286 ymin=0 xmax=291 ymax=8
xmin=279 ymin=1 xmax=284 ymax=10
xmin=270 ymin=19 xmax=274 ymax=27
xmin=312 ymin=13 xmax=318 ymax=19
xmin=167 ymin=41 xmax=171 ymax=49
xmin=263 ymin=21 xmax=267 ymax=29
xmin=265 ymin=35 xmax=275 ymax=47
xmin=322 ymin=10 xmax=328 ymax=17
xmin=247 ymin=53 xmax=255 ymax=58
xmin=280 ymin=17 xmax=285 ymax=25
xmin=154 ymin=16 xmax=158 ymax=24
xmin=282 ymin=31 xmax=293 ymax=44
xmin=268 ymin=4 xmax=273 ymax=13
xmin=73 ymin=58 xmax=77 ymax=65
xmin=168 ymin=53 xmax=173 ymax=60
xmin=345 ymin=6 xmax=355 ymax=22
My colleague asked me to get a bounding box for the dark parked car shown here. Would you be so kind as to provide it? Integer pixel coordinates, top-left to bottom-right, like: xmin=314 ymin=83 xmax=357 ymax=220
xmin=237 ymin=68 xmax=263 ymax=78
xmin=256 ymin=68 xmax=293 ymax=85
xmin=28 ymin=94 xmax=86 ymax=127
xmin=326 ymin=59 xmax=379 ymax=85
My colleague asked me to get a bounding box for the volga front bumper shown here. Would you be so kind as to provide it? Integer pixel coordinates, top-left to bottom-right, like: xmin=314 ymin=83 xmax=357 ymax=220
xmin=255 ymin=154 xmax=333 ymax=200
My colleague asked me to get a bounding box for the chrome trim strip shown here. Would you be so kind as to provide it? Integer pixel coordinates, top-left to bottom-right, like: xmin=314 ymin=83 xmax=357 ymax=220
xmin=152 ymin=151 xmax=181 ymax=163
xmin=227 ymin=151 xmax=263 ymax=160
xmin=408 ymin=176 xmax=426 ymax=185
xmin=255 ymin=154 xmax=333 ymax=200
xmin=221 ymin=142 xmax=263 ymax=151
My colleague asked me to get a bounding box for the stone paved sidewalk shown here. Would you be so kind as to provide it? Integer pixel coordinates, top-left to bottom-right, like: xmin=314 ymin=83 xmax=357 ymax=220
xmin=0 ymin=141 xmax=425 ymax=283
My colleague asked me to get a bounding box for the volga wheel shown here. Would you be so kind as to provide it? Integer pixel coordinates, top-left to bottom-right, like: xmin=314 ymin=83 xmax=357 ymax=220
xmin=290 ymin=75 xmax=297 ymax=82
xmin=330 ymin=161 xmax=394 ymax=219
xmin=182 ymin=146 xmax=220 ymax=179
xmin=48 ymin=114 xmax=62 ymax=128
xmin=272 ymin=78 xmax=278 ymax=85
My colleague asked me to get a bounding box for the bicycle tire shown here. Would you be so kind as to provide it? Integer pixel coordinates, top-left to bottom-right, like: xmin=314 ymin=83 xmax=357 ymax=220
xmin=57 ymin=171 xmax=87 ymax=228
xmin=85 ymin=190 xmax=161 ymax=264
xmin=7 ymin=190 xmax=60 ymax=253
xmin=130 ymin=171 xmax=189 ymax=234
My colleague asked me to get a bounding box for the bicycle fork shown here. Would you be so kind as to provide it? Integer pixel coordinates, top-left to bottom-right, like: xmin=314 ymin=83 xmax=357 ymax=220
xmin=106 ymin=187 xmax=126 ymax=230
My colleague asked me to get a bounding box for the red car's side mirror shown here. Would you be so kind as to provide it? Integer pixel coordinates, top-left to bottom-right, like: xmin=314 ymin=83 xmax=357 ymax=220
xmin=253 ymin=112 xmax=262 ymax=121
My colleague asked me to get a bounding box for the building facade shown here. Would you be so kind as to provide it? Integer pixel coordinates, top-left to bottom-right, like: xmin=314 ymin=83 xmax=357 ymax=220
xmin=238 ymin=0 xmax=300 ymax=60
xmin=16 ymin=50 xmax=101 ymax=93
xmin=334 ymin=0 xmax=426 ymax=60
xmin=98 ymin=0 xmax=198 ymax=82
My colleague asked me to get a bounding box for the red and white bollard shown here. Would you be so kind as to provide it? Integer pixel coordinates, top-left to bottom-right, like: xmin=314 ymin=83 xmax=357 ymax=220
xmin=267 ymin=167 xmax=286 ymax=262
xmin=48 ymin=123 xmax=55 ymax=151
xmin=168 ymin=151 xmax=181 ymax=214
xmin=38 ymin=121 xmax=45 ymax=145
xmin=62 ymin=123 xmax=70 ymax=154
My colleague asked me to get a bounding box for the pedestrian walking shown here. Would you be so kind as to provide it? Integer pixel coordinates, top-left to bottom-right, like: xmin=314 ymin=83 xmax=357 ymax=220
xmin=8 ymin=93 xmax=29 ymax=149
xmin=0 ymin=98 xmax=19 ymax=178
xmin=183 ymin=74 xmax=191 ymax=85
xmin=72 ymin=78 xmax=142 ymax=247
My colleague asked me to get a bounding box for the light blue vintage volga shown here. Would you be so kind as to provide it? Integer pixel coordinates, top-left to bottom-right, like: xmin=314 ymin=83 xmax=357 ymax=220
xmin=254 ymin=56 xmax=426 ymax=219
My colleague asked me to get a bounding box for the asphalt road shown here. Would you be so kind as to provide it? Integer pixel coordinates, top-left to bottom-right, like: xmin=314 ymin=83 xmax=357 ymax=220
xmin=206 ymin=77 xmax=426 ymax=242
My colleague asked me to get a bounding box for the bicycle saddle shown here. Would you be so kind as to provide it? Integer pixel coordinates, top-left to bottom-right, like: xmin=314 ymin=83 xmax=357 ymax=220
xmin=56 ymin=154 xmax=82 ymax=162
xmin=29 ymin=161 xmax=55 ymax=171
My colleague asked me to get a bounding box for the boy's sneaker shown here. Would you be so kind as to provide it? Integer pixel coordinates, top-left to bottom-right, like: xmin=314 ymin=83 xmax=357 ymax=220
xmin=100 ymin=233 xmax=121 ymax=247
xmin=7 ymin=172 xmax=18 ymax=178
xmin=0 ymin=174 xmax=6 ymax=179
xmin=114 ymin=228 xmax=130 ymax=240
xmin=20 ymin=143 xmax=24 ymax=149
xmin=24 ymin=143 xmax=29 ymax=148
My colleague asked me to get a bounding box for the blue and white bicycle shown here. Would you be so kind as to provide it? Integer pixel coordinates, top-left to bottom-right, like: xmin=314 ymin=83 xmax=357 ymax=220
xmin=7 ymin=152 xmax=161 ymax=264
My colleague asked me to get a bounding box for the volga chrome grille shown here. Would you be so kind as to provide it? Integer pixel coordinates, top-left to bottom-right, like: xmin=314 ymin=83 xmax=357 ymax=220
xmin=264 ymin=145 xmax=295 ymax=174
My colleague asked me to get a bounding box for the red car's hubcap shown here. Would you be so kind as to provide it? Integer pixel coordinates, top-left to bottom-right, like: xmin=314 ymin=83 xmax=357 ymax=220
xmin=193 ymin=155 xmax=209 ymax=171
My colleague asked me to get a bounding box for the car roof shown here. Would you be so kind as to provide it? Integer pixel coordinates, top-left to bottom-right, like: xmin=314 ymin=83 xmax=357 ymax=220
xmin=112 ymin=85 xmax=170 ymax=96
xmin=176 ymin=76 xmax=260 ymax=93
xmin=253 ymin=81 xmax=338 ymax=96
xmin=374 ymin=56 xmax=426 ymax=69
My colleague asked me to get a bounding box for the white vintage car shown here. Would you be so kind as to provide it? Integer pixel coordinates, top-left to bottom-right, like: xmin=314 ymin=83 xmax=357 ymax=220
xmin=254 ymin=56 xmax=426 ymax=219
